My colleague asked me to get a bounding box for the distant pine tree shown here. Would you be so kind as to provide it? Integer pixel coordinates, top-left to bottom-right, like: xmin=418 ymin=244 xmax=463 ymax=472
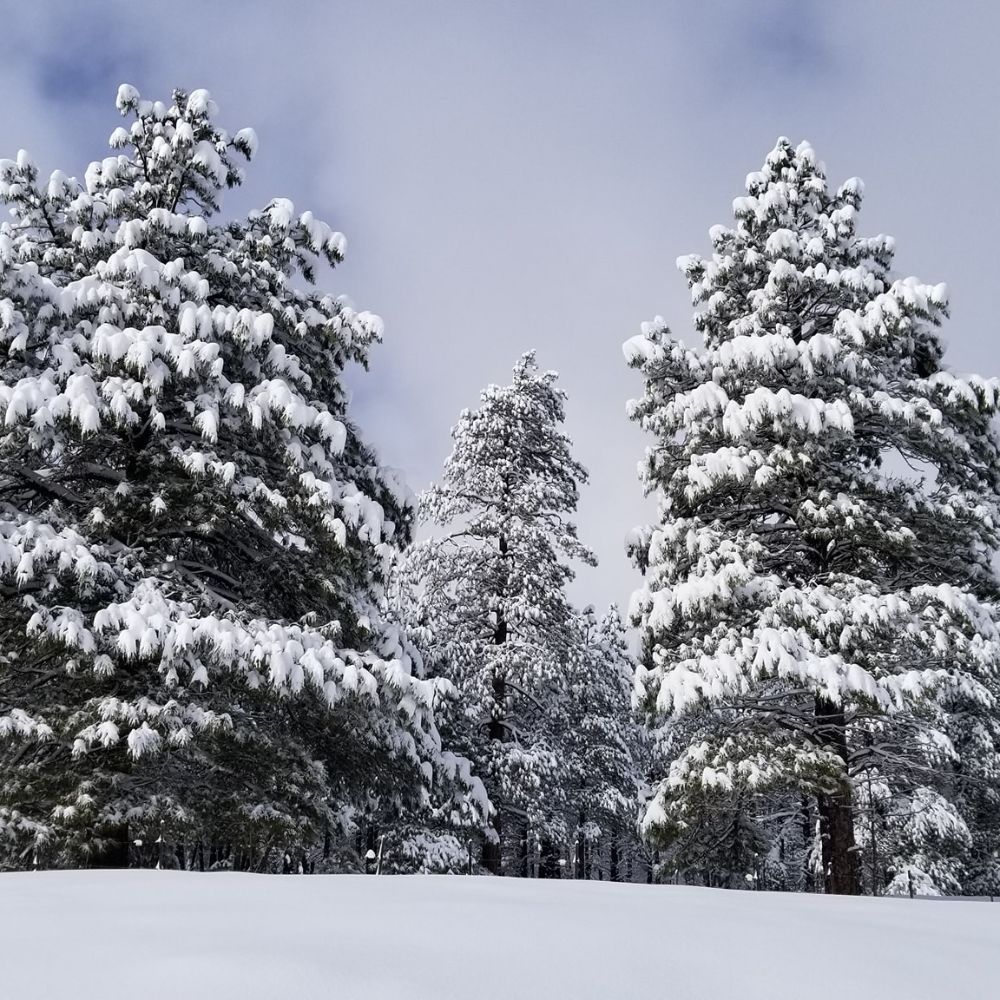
xmin=406 ymin=353 xmax=595 ymax=874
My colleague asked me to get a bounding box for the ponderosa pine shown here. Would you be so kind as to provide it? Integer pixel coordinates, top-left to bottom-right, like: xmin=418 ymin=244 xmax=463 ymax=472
xmin=407 ymin=353 xmax=595 ymax=874
xmin=0 ymin=85 xmax=483 ymax=869
xmin=626 ymin=138 xmax=1000 ymax=895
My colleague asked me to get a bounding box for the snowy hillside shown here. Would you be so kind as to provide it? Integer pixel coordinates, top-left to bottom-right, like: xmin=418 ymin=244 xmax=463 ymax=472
xmin=2 ymin=873 xmax=997 ymax=1000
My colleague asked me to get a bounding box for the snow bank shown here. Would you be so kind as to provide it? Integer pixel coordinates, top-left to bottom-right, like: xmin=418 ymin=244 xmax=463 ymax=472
xmin=1 ymin=872 xmax=997 ymax=999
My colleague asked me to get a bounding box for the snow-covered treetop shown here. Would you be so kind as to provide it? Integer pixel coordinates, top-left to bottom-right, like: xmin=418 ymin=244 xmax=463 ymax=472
xmin=421 ymin=351 xmax=595 ymax=643
xmin=427 ymin=352 xmax=589 ymax=521
xmin=626 ymin=137 xmax=1000 ymax=606
xmin=108 ymin=84 xmax=253 ymax=217
xmin=0 ymin=85 xmax=398 ymax=611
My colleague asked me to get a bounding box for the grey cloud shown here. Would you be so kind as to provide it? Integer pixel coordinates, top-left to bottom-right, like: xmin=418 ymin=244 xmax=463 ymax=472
xmin=0 ymin=0 xmax=996 ymax=612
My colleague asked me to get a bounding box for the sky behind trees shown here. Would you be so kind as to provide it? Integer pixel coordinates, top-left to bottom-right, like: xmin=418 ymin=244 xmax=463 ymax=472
xmin=0 ymin=0 xmax=995 ymax=609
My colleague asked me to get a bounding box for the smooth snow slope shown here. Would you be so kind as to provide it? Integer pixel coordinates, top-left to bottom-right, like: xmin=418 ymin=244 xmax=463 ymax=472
xmin=1 ymin=872 xmax=997 ymax=1000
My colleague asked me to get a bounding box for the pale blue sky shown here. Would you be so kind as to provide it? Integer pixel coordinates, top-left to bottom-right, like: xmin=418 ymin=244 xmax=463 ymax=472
xmin=1 ymin=0 xmax=996 ymax=610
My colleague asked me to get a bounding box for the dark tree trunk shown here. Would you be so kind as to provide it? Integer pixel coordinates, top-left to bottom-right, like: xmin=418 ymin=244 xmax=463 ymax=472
xmin=482 ymin=533 xmax=509 ymax=876
xmin=481 ymin=677 xmax=505 ymax=876
xmin=518 ymin=822 xmax=529 ymax=878
xmin=575 ymin=811 xmax=585 ymax=879
xmin=866 ymin=772 xmax=881 ymax=896
xmin=815 ymin=696 xmax=859 ymax=895
xmin=817 ymin=790 xmax=858 ymax=895
xmin=610 ymin=840 xmax=620 ymax=882
xmin=482 ymin=812 xmax=503 ymax=875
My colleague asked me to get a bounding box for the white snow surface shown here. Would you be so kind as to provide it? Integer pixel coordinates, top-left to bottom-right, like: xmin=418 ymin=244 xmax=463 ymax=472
xmin=2 ymin=872 xmax=998 ymax=999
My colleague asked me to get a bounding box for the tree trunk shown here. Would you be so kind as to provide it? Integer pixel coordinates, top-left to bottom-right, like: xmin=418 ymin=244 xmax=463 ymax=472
xmin=610 ymin=840 xmax=620 ymax=882
xmin=518 ymin=822 xmax=529 ymax=878
xmin=866 ymin=771 xmax=881 ymax=896
xmin=575 ymin=810 xmax=585 ymax=879
xmin=482 ymin=533 xmax=509 ymax=876
xmin=481 ymin=671 xmax=505 ymax=875
xmin=90 ymin=823 xmax=130 ymax=868
xmin=815 ymin=696 xmax=859 ymax=895
xmin=482 ymin=814 xmax=503 ymax=875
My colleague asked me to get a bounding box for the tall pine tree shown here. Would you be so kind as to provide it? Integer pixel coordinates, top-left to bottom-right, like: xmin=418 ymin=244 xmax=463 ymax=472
xmin=0 ymin=85 xmax=482 ymax=869
xmin=626 ymin=138 xmax=1000 ymax=894
xmin=408 ymin=352 xmax=595 ymax=874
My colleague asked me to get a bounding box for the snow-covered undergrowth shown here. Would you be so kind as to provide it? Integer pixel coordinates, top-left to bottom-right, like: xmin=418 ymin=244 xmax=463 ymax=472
xmin=2 ymin=872 xmax=997 ymax=999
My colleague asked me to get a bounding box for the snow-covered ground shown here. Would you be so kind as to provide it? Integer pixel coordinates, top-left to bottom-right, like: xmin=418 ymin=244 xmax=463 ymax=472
xmin=2 ymin=872 xmax=997 ymax=999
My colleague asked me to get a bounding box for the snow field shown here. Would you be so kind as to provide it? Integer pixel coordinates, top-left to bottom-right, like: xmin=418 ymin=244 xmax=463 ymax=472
xmin=1 ymin=871 xmax=997 ymax=1000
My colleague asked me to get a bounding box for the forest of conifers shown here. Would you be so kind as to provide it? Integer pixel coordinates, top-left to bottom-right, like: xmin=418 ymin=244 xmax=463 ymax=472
xmin=1 ymin=84 xmax=998 ymax=898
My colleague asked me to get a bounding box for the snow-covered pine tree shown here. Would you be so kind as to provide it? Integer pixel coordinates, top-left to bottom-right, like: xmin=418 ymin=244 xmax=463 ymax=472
xmin=0 ymin=85 xmax=483 ymax=869
xmin=409 ymin=352 xmax=595 ymax=874
xmin=558 ymin=604 xmax=644 ymax=880
xmin=868 ymin=670 xmax=1000 ymax=895
xmin=625 ymin=138 xmax=1000 ymax=895
xmin=946 ymin=686 xmax=1000 ymax=894
xmin=854 ymin=770 xmax=971 ymax=896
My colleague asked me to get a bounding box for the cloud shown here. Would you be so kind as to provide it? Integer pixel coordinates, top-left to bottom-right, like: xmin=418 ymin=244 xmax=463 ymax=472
xmin=0 ymin=0 xmax=997 ymax=613
xmin=727 ymin=0 xmax=842 ymax=80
